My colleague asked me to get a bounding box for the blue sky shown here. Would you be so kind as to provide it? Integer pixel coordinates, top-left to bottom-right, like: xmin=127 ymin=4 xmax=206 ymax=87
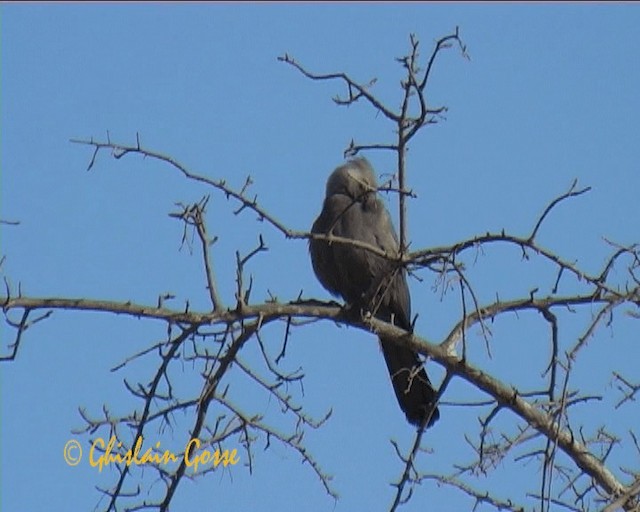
xmin=1 ymin=4 xmax=639 ymax=511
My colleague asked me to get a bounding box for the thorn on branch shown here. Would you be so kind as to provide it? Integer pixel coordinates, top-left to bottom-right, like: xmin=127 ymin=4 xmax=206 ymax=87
xmin=240 ymin=175 xmax=254 ymax=196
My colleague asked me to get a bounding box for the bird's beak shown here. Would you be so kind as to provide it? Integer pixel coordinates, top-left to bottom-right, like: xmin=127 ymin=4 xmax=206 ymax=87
xmin=347 ymin=169 xmax=375 ymax=192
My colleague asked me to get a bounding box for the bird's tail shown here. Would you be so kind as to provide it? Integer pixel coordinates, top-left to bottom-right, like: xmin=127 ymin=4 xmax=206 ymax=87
xmin=379 ymin=336 xmax=440 ymax=428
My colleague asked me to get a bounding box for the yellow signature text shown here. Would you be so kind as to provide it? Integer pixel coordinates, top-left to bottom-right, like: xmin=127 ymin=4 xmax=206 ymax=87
xmin=88 ymin=436 xmax=238 ymax=472
xmin=185 ymin=438 xmax=240 ymax=472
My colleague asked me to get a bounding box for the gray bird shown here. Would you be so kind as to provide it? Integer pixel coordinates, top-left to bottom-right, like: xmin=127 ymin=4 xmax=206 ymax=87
xmin=309 ymin=158 xmax=440 ymax=428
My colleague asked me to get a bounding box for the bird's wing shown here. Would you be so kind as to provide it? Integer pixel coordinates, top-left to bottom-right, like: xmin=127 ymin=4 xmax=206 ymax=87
xmin=314 ymin=194 xmax=411 ymax=330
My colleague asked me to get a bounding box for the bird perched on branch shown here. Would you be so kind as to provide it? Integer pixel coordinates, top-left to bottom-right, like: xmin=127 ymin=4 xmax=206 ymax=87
xmin=309 ymin=158 xmax=440 ymax=428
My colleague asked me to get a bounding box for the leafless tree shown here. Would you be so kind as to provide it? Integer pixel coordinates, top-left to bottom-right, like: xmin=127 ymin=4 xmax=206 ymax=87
xmin=2 ymin=28 xmax=639 ymax=512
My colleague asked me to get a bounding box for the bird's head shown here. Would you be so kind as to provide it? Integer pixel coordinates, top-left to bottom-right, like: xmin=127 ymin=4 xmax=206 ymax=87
xmin=325 ymin=158 xmax=378 ymax=200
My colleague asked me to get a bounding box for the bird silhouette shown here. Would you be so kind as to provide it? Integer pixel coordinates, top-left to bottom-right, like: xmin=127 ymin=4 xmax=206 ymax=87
xmin=309 ymin=158 xmax=439 ymax=427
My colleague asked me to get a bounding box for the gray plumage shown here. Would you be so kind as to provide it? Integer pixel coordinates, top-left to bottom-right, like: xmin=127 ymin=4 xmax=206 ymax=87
xmin=309 ymin=158 xmax=439 ymax=428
